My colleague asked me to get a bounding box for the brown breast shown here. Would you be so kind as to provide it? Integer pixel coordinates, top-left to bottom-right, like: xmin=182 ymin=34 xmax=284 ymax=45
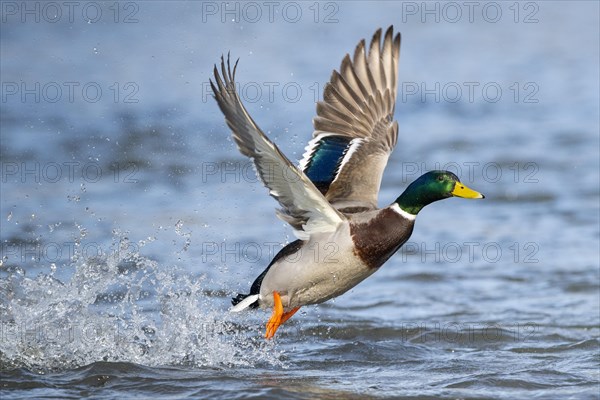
xmin=349 ymin=208 xmax=414 ymax=269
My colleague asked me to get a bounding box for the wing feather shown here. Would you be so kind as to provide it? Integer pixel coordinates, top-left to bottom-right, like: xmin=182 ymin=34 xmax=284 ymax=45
xmin=301 ymin=26 xmax=401 ymax=210
xmin=211 ymin=55 xmax=344 ymax=238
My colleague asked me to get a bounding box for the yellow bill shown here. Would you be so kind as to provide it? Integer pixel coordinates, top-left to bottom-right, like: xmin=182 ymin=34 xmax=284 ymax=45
xmin=452 ymin=182 xmax=485 ymax=199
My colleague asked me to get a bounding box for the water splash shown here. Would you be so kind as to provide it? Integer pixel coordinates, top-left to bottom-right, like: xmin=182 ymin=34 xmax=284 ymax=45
xmin=0 ymin=235 xmax=283 ymax=372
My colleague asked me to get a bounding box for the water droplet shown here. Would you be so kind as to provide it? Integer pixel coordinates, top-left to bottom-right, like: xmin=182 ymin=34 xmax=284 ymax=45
xmin=7 ymin=212 xmax=12 ymax=221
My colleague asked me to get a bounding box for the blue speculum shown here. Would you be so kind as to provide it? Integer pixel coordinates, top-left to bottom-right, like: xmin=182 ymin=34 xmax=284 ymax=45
xmin=304 ymin=135 xmax=351 ymax=193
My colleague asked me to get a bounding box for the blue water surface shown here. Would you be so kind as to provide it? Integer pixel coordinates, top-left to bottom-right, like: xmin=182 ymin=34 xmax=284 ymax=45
xmin=1 ymin=1 xmax=599 ymax=399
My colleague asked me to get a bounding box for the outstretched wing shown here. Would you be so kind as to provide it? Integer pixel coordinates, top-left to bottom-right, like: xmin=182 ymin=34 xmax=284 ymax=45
xmin=210 ymin=56 xmax=345 ymax=239
xmin=299 ymin=26 xmax=401 ymax=211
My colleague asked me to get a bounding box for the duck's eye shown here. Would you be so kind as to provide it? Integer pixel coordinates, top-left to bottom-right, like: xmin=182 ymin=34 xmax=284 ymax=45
xmin=437 ymin=175 xmax=444 ymax=181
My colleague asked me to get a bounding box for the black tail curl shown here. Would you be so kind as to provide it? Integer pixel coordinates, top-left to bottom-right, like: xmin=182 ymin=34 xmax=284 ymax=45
xmin=231 ymin=293 xmax=259 ymax=308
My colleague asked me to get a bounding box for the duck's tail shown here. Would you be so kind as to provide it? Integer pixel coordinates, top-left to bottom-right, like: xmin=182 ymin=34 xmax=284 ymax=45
xmin=230 ymin=293 xmax=259 ymax=312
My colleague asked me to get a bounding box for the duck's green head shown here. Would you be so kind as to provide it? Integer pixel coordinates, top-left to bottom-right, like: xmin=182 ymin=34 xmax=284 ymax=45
xmin=395 ymin=170 xmax=484 ymax=215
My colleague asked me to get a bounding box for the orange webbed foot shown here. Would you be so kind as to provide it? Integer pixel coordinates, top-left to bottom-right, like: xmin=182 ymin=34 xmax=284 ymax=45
xmin=264 ymin=291 xmax=300 ymax=339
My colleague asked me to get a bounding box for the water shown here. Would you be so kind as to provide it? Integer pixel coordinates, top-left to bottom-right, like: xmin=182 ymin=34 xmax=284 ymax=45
xmin=1 ymin=1 xmax=599 ymax=398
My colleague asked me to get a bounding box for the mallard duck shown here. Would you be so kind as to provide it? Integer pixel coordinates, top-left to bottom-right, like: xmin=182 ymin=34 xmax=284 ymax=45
xmin=210 ymin=26 xmax=484 ymax=339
